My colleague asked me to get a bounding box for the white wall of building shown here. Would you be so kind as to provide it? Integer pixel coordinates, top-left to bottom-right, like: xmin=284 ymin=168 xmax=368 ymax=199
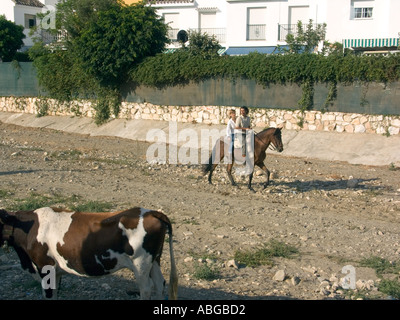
xmin=154 ymin=0 xmax=400 ymax=51
xmin=2 ymin=1 xmax=16 ymax=23
xmin=323 ymin=0 xmax=399 ymax=42
xmin=1 ymin=0 xmax=59 ymax=49
xmin=2 ymin=0 xmax=398 ymax=51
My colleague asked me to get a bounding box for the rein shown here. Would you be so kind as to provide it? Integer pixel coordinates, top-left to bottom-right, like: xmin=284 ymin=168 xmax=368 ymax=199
xmin=254 ymin=130 xmax=276 ymax=151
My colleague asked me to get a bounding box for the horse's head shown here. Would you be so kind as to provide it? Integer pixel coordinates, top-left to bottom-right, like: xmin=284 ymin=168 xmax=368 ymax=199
xmin=271 ymin=128 xmax=283 ymax=153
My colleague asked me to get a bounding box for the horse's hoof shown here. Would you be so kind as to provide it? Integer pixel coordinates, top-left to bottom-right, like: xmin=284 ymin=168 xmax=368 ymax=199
xmin=248 ymin=187 xmax=256 ymax=193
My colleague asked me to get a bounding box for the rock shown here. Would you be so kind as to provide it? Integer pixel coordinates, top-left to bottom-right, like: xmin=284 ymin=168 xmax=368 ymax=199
xmin=303 ymin=266 xmax=318 ymax=274
xmin=226 ymin=259 xmax=239 ymax=269
xmin=320 ymin=288 xmax=331 ymax=296
xmin=347 ymin=177 xmax=359 ymax=188
xmin=255 ymin=169 xmax=264 ymax=176
xmin=273 ymin=269 xmax=286 ymax=282
xmin=356 ymin=279 xmax=375 ymax=290
xmin=101 ymin=283 xmax=111 ymax=290
xmin=291 ymin=276 xmax=301 ymax=286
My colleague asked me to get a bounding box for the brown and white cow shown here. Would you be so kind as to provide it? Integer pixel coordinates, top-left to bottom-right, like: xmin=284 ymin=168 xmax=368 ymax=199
xmin=0 ymin=207 xmax=178 ymax=300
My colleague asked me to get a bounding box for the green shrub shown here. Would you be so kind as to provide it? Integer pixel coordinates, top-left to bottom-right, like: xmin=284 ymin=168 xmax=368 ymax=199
xmin=234 ymin=240 xmax=299 ymax=268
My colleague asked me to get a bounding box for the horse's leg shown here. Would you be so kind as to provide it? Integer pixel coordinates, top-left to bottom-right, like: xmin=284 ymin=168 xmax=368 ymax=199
xmin=226 ymin=163 xmax=237 ymax=186
xmin=247 ymin=171 xmax=255 ymax=192
xmin=208 ymin=163 xmax=218 ymax=184
xmin=208 ymin=140 xmax=225 ymax=184
xmin=258 ymin=164 xmax=270 ymax=188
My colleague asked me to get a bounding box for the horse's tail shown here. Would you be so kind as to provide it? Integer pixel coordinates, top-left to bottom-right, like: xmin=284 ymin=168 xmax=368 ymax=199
xmin=202 ymin=138 xmax=223 ymax=175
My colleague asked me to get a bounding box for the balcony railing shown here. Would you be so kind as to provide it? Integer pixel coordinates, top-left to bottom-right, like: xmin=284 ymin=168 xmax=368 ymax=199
xmin=278 ymin=23 xmax=322 ymax=41
xmin=247 ymin=24 xmax=266 ymax=40
xmin=168 ymin=28 xmax=179 ymax=42
xmin=41 ymin=29 xmax=68 ymax=45
xmin=168 ymin=28 xmax=226 ymax=44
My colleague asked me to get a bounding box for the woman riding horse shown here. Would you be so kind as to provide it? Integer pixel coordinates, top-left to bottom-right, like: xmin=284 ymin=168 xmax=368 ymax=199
xmin=203 ymin=127 xmax=283 ymax=191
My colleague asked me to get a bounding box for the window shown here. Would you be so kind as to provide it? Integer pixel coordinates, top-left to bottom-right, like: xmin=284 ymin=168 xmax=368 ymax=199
xmin=197 ymin=10 xmax=225 ymax=43
xmin=354 ymin=7 xmax=373 ymax=19
xmin=163 ymin=13 xmax=179 ymax=41
xmin=24 ymin=14 xmax=36 ymax=29
xmin=351 ymin=0 xmax=374 ymax=19
xmin=247 ymin=7 xmax=266 ymax=40
xmin=289 ymin=6 xmax=309 ymax=25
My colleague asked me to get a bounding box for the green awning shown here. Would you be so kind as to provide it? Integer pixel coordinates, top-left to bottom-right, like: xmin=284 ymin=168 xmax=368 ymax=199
xmin=163 ymin=47 xmax=227 ymax=55
xmin=343 ymin=38 xmax=399 ymax=49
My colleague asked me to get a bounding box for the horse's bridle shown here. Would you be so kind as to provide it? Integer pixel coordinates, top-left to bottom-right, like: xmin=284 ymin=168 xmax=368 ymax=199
xmin=254 ymin=130 xmax=278 ymax=151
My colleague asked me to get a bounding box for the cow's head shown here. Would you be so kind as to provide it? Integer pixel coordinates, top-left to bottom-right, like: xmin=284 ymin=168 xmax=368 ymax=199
xmin=0 ymin=209 xmax=14 ymax=246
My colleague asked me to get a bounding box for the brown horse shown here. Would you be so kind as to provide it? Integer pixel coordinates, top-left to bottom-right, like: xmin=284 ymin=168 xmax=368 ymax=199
xmin=203 ymin=127 xmax=283 ymax=190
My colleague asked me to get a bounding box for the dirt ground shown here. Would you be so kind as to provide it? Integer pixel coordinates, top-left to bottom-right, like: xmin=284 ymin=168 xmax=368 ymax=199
xmin=1 ymin=120 xmax=399 ymax=300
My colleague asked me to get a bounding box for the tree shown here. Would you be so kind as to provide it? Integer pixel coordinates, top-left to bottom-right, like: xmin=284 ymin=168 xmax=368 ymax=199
xmin=73 ymin=2 xmax=169 ymax=86
xmin=184 ymin=30 xmax=222 ymax=59
xmin=30 ymin=0 xmax=169 ymax=124
xmin=0 ymin=15 xmax=26 ymax=62
xmin=284 ymin=19 xmax=327 ymax=54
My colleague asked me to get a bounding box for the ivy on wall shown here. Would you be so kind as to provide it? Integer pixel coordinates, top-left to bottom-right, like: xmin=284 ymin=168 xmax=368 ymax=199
xmin=130 ymin=51 xmax=400 ymax=116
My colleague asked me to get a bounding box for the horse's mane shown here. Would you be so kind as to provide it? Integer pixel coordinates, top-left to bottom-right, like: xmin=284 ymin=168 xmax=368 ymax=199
xmin=255 ymin=127 xmax=277 ymax=136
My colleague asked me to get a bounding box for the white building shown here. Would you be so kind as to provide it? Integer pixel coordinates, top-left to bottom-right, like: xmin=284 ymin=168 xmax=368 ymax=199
xmin=1 ymin=0 xmax=399 ymax=54
xmin=1 ymin=0 xmax=58 ymax=49
xmin=152 ymin=0 xmax=400 ymax=54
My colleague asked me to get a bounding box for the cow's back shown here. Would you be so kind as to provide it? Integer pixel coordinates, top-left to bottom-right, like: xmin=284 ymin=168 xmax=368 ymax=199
xmin=33 ymin=207 xmax=168 ymax=277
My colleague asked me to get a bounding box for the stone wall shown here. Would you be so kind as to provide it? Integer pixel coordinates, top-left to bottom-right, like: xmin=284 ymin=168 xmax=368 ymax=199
xmin=1 ymin=96 xmax=399 ymax=135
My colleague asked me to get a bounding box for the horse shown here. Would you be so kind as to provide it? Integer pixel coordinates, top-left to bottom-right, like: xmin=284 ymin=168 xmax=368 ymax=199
xmin=203 ymin=127 xmax=283 ymax=191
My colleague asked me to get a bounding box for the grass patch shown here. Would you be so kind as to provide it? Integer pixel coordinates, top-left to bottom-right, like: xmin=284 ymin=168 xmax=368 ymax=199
xmin=359 ymin=256 xmax=400 ymax=276
xmin=50 ymin=149 xmax=82 ymax=160
xmin=6 ymin=192 xmax=113 ymax=212
xmin=193 ymin=263 xmax=221 ymax=281
xmin=359 ymin=256 xmax=400 ymax=299
xmin=9 ymin=192 xmax=66 ymax=211
xmin=71 ymin=200 xmax=114 ymax=212
xmin=234 ymin=240 xmax=299 ymax=268
xmin=378 ymin=279 xmax=400 ymax=299
xmin=0 ymin=189 xmax=14 ymax=198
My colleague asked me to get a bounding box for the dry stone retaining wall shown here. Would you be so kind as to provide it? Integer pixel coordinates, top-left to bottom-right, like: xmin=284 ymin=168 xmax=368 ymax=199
xmin=1 ymin=96 xmax=399 ymax=135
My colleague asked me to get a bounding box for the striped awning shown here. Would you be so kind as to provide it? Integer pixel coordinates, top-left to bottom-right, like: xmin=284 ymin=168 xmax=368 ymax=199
xmin=163 ymin=47 xmax=227 ymax=55
xmin=343 ymin=38 xmax=399 ymax=49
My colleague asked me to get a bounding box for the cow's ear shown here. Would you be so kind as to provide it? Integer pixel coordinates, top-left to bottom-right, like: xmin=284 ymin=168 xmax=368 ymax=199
xmin=0 ymin=210 xmax=13 ymax=225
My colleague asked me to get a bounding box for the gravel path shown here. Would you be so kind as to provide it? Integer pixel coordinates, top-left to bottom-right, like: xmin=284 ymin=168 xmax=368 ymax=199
xmin=1 ymin=121 xmax=399 ymax=300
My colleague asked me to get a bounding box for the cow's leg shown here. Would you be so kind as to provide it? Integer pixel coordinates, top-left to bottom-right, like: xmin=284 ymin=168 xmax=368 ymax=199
xmin=132 ymin=257 xmax=154 ymax=300
xmin=150 ymin=261 xmax=166 ymax=300
xmin=41 ymin=273 xmax=61 ymax=300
